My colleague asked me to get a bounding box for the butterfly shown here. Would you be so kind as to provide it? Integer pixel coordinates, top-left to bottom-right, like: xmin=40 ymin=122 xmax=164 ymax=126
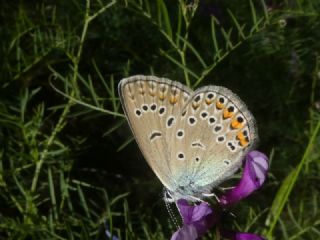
xmin=118 ymin=75 xmax=258 ymax=202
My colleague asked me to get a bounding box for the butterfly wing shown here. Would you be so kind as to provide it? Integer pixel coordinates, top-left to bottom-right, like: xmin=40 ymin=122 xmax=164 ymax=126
xmin=169 ymin=85 xmax=258 ymax=198
xmin=119 ymin=75 xmax=258 ymax=201
xmin=118 ymin=75 xmax=192 ymax=192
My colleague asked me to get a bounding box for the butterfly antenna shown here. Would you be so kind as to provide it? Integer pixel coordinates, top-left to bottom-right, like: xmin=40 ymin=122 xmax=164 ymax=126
xmin=165 ymin=200 xmax=180 ymax=229
xmin=163 ymin=189 xmax=180 ymax=229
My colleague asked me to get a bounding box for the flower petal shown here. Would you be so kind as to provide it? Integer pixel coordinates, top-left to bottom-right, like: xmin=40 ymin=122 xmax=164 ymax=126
xmin=174 ymin=199 xmax=219 ymax=238
xmin=219 ymin=151 xmax=268 ymax=206
xmin=176 ymin=199 xmax=215 ymax=224
xmin=176 ymin=199 xmax=195 ymax=224
xmin=171 ymin=224 xmax=198 ymax=240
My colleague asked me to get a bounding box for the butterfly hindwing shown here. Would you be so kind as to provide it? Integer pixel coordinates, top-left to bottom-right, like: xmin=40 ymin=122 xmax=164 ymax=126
xmin=176 ymin=86 xmax=257 ymax=190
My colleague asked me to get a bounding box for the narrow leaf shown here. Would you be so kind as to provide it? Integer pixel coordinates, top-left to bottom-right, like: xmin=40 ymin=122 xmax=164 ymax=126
xmin=211 ymin=16 xmax=221 ymax=58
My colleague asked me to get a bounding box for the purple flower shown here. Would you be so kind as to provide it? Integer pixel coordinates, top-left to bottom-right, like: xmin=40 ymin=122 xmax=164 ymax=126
xmin=171 ymin=150 xmax=269 ymax=240
xmin=171 ymin=199 xmax=219 ymax=240
xmin=219 ymin=151 xmax=269 ymax=206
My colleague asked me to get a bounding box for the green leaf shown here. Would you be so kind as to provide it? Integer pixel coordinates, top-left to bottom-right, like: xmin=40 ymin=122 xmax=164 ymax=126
xmin=157 ymin=0 xmax=172 ymax=39
xmin=48 ymin=167 xmax=58 ymax=220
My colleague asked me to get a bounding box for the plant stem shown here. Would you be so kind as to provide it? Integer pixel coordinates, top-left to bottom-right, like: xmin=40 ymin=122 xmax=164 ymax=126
xmin=30 ymin=0 xmax=117 ymax=193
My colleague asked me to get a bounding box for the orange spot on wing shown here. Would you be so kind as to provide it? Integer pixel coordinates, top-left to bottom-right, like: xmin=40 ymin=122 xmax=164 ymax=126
xmin=159 ymin=93 xmax=166 ymax=100
xmin=170 ymin=96 xmax=178 ymax=104
xmin=231 ymin=120 xmax=243 ymax=129
xmin=223 ymin=109 xmax=233 ymax=119
xmin=236 ymin=132 xmax=245 ymax=141
xmin=216 ymin=101 xmax=224 ymax=109
xmin=205 ymin=99 xmax=213 ymax=105
xmin=192 ymin=102 xmax=200 ymax=110
xmin=239 ymin=138 xmax=249 ymax=147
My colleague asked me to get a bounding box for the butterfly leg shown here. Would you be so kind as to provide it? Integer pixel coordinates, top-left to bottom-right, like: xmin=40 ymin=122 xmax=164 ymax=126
xmin=189 ymin=195 xmax=205 ymax=203
xmin=202 ymin=192 xmax=220 ymax=203
xmin=218 ymin=186 xmax=236 ymax=191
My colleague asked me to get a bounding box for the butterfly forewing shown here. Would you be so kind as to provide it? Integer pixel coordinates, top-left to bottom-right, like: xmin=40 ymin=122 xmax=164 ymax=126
xmin=118 ymin=75 xmax=192 ymax=192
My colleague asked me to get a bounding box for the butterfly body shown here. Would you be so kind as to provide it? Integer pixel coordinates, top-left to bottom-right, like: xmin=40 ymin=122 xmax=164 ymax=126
xmin=118 ymin=75 xmax=258 ymax=202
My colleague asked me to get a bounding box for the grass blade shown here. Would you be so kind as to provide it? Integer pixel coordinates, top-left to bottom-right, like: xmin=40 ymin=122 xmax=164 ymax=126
xmin=265 ymin=120 xmax=320 ymax=238
xmin=177 ymin=35 xmax=208 ymax=68
xmin=157 ymin=0 xmax=172 ymax=39
xmin=48 ymin=167 xmax=58 ymax=220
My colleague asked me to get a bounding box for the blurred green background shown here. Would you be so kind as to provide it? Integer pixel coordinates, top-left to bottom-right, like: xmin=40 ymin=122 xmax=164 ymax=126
xmin=0 ymin=0 xmax=319 ymax=239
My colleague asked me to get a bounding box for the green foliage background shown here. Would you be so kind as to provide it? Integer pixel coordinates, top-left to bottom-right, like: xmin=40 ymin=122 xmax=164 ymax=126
xmin=0 ymin=0 xmax=319 ymax=239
